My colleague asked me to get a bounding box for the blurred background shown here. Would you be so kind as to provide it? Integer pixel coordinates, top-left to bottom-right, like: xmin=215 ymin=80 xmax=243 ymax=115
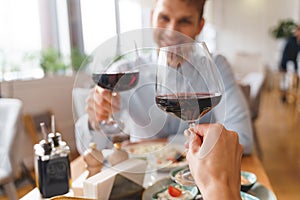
xmin=0 ymin=0 xmax=300 ymax=199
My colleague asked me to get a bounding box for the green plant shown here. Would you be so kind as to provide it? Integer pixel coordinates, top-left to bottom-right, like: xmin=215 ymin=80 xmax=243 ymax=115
xmin=71 ymin=48 xmax=91 ymax=71
xmin=40 ymin=48 xmax=67 ymax=74
xmin=270 ymin=19 xmax=298 ymax=39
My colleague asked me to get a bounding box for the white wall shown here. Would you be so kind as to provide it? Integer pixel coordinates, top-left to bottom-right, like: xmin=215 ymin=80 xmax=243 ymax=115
xmin=210 ymin=0 xmax=299 ymax=71
xmin=139 ymin=0 xmax=300 ymax=71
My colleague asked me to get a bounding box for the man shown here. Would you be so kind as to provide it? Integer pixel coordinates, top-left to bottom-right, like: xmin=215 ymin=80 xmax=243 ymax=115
xmin=280 ymin=26 xmax=300 ymax=73
xmin=75 ymin=0 xmax=253 ymax=155
xmin=279 ymin=26 xmax=300 ymax=103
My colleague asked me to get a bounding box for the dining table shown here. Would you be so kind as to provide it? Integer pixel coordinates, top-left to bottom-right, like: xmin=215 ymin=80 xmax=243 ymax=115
xmin=20 ymin=153 xmax=275 ymax=200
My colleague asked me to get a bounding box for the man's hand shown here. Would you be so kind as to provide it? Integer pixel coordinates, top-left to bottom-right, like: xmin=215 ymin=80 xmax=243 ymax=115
xmin=86 ymin=86 xmax=120 ymax=130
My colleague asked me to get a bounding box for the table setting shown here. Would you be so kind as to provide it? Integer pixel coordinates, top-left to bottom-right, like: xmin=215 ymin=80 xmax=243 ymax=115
xmin=124 ymin=141 xmax=277 ymax=200
xmin=21 ymin=141 xmax=277 ymax=200
xmin=22 ymin=40 xmax=277 ymax=200
xmin=66 ymin=138 xmax=276 ymax=200
xmin=76 ymin=143 xmax=277 ymax=200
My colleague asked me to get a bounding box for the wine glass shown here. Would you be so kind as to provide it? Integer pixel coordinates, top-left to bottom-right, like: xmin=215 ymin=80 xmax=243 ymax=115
xmin=92 ymin=50 xmax=140 ymax=143
xmin=155 ymin=42 xmax=224 ymax=185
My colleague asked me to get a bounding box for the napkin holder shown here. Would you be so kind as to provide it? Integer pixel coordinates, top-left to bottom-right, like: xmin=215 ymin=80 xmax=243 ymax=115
xmin=83 ymin=158 xmax=147 ymax=200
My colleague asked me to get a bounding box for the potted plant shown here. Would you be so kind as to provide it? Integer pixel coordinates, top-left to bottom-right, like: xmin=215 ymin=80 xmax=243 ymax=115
xmin=70 ymin=48 xmax=90 ymax=72
xmin=270 ymin=19 xmax=298 ymax=39
xmin=40 ymin=48 xmax=68 ymax=75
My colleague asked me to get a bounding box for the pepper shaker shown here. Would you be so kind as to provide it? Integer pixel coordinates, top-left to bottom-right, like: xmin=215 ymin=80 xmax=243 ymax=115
xmin=83 ymin=143 xmax=104 ymax=178
xmin=107 ymin=143 xmax=129 ymax=166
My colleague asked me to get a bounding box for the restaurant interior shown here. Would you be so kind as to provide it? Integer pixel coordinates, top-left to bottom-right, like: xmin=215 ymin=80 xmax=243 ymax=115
xmin=1 ymin=0 xmax=300 ymax=199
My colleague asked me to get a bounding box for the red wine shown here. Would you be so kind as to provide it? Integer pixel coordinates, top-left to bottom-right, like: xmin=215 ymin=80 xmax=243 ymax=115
xmin=155 ymin=93 xmax=222 ymax=122
xmin=92 ymin=71 xmax=139 ymax=92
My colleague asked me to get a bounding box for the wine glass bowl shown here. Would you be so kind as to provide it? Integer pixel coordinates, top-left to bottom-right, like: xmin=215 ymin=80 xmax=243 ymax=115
xmin=91 ymin=50 xmax=140 ymax=140
xmin=155 ymin=93 xmax=222 ymax=125
xmin=156 ymin=42 xmax=223 ymax=127
xmin=92 ymin=70 xmax=139 ymax=94
xmin=156 ymin=42 xmax=224 ymax=186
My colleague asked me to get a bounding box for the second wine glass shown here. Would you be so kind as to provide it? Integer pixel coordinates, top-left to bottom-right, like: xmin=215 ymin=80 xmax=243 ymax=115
xmin=92 ymin=50 xmax=140 ymax=142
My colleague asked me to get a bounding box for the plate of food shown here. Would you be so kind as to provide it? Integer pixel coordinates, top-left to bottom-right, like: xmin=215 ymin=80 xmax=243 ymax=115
xmin=143 ymin=169 xmax=277 ymax=200
xmin=170 ymin=167 xmax=277 ymax=200
xmin=142 ymin=178 xmax=199 ymax=200
xmin=123 ymin=140 xmax=187 ymax=172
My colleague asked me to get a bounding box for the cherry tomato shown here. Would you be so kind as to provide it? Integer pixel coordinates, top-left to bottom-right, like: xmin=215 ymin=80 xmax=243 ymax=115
xmin=168 ymin=185 xmax=182 ymax=197
xmin=167 ymin=156 xmax=175 ymax=161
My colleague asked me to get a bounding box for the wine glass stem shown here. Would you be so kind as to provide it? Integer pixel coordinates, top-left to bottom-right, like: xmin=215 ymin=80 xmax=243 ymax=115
xmin=108 ymin=92 xmax=118 ymax=123
xmin=188 ymin=122 xmax=196 ymax=128
xmin=185 ymin=122 xmax=196 ymax=140
xmin=182 ymin=121 xmax=197 ymax=186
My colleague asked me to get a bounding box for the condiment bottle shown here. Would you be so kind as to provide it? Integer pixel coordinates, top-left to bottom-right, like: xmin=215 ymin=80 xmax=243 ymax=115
xmin=34 ymin=117 xmax=71 ymax=198
xmin=83 ymin=143 xmax=104 ymax=178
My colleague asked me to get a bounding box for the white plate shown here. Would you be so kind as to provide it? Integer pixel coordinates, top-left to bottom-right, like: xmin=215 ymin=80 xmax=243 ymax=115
xmin=143 ymin=179 xmax=277 ymax=200
xmin=123 ymin=141 xmax=187 ymax=172
xmin=248 ymin=182 xmax=277 ymax=200
xmin=241 ymin=191 xmax=259 ymax=200
xmin=142 ymin=178 xmax=176 ymax=200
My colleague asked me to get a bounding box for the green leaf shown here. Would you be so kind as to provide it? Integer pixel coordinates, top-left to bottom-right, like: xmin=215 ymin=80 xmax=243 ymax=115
xmin=270 ymin=19 xmax=298 ymax=39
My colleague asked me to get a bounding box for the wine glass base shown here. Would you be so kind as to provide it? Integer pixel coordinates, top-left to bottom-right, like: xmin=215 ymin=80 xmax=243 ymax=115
xmin=99 ymin=122 xmax=121 ymax=133
xmin=99 ymin=121 xmax=130 ymax=144
xmin=173 ymin=168 xmax=195 ymax=187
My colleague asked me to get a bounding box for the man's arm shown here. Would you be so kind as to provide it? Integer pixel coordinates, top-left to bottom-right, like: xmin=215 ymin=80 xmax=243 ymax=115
xmin=75 ymin=114 xmax=111 ymax=154
xmin=213 ymin=55 xmax=254 ymax=155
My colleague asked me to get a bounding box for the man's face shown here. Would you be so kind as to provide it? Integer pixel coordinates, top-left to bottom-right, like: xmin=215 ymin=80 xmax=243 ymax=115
xmin=151 ymin=0 xmax=204 ymax=47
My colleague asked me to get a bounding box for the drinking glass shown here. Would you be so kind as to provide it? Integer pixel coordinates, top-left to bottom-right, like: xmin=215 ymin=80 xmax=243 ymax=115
xmin=92 ymin=50 xmax=140 ymax=141
xmin=155 ymin=42 xmax=224 ymax=185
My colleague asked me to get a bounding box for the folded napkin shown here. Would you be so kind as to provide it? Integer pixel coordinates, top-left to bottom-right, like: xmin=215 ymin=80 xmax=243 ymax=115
xmin=83 ymin=158 xmax=147 ymax=200
xmin=50 ymin=196 xmax=94 ymax=200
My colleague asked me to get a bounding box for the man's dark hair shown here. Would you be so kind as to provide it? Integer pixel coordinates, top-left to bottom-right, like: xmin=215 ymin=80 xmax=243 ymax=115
xmin=184 ymin=0 xmax=206 ymax=20
xmin=154 ymin=0 xmax=207 ymax=20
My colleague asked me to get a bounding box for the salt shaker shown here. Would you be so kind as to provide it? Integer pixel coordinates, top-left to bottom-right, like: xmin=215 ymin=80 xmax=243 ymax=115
xmin=83 ymin=143 xmax=104 ymax=178
xmin=107 ymin=143 xmax=129 ymax=166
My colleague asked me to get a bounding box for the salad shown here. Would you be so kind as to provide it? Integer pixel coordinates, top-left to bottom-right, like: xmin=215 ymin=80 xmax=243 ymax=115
xmin=153 ymin=184 xmax=196 ymax=200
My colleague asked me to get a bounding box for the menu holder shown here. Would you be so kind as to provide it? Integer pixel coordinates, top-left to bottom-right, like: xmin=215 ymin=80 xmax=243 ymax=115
xmin=83 ymin=158 xmax=147 ymax=200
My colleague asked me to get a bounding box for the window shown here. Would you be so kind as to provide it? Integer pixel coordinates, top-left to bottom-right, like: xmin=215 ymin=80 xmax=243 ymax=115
xmin=0 ymin=0 xmax=43 ymax=81
xmin=81 ymin=0 xmax=144 ymax=54
xmin=119 ymin=0 xmax=142 ymax=33
xmin=80 ymin=0 xmax=116 ymax=54
xmin=0 ymin=0 xmax=218 ymax=81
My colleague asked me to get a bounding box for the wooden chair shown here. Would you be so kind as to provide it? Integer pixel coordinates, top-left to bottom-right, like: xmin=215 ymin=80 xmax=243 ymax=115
xmin=22 ymin=110 xmax=58 ymax=186
xmin=23 ymin=110 xmax=54 ymax=145
xmin=239 ymin=83 xmax=263 ymax=160
xmin=285 ymin=73 xmax=299 ymax=105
